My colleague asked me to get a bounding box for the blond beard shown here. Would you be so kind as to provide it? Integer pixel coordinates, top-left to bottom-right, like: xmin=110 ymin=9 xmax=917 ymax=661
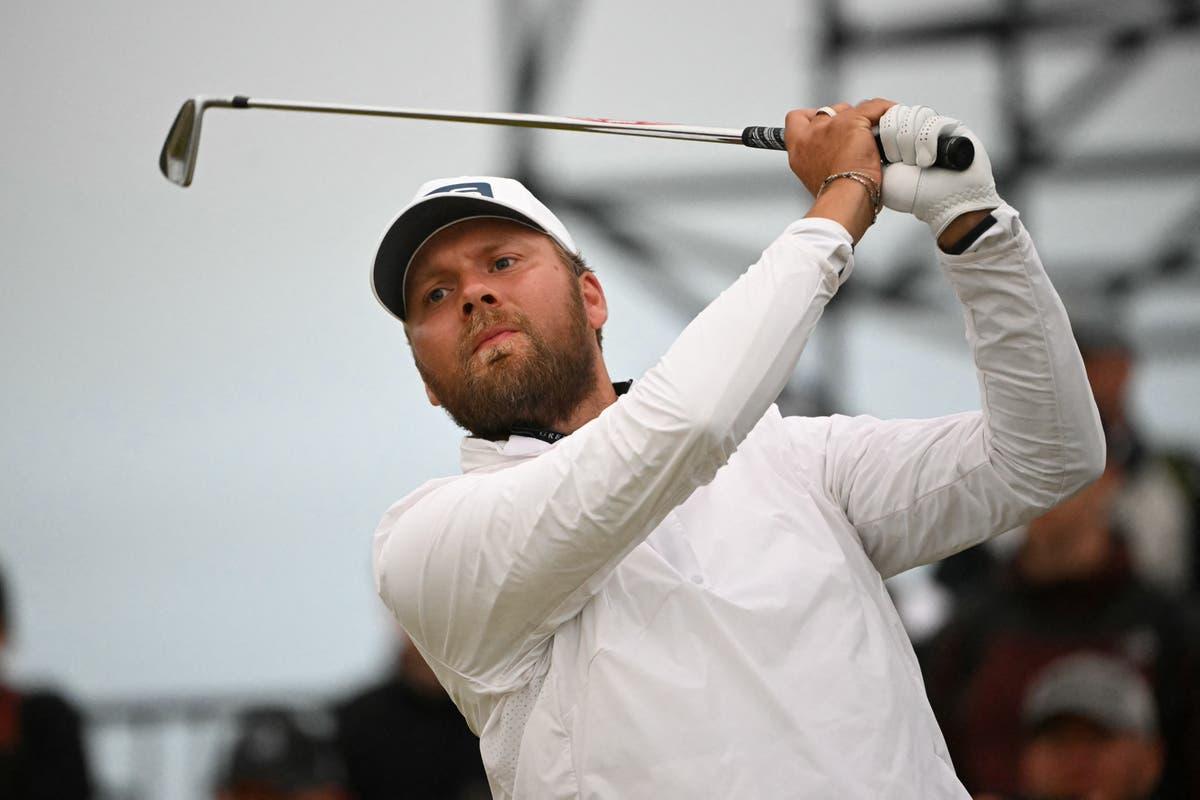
xmin=417 ymin=282 xmax=598 ymax=441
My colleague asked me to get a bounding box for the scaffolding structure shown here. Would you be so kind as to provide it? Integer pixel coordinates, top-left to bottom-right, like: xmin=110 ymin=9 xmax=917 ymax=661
xmin=502 ymin=0 xmax=1200 ymax=413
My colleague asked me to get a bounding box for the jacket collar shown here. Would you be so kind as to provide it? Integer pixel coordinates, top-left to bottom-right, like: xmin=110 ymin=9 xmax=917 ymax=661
xmin=457 ymin=380 xmax=632 ymax=474
xmin=460 ymin=434 xmax=553 ymax=473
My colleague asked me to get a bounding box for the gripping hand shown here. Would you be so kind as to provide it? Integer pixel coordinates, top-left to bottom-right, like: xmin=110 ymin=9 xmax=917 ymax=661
xmin=879 ymin=105 xmax=1001 ymax=237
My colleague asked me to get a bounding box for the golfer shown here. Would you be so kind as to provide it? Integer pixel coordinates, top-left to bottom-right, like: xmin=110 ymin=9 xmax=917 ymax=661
xmin=369 ymin=99 xmax=1105 ymax=798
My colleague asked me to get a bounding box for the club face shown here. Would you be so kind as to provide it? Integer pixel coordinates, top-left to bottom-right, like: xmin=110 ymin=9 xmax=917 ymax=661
xmin=159 ymin=98 xmax=201 ymax=187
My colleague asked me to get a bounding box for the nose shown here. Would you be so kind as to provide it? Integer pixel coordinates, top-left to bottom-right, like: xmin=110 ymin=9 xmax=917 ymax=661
xmin=460 ymin=276 xmax=499 ymax=317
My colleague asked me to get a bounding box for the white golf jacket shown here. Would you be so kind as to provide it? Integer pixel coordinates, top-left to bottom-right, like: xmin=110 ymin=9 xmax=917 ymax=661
xmin=373 ymin=205 xmax=1105 ymax=799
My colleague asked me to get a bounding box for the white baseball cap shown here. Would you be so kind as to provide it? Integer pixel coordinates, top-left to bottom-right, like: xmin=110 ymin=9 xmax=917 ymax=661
xmin=1021 ymin=653 xmax=1158 ymax=737
xmin=372 ymin=176 xmax=579 ymax=322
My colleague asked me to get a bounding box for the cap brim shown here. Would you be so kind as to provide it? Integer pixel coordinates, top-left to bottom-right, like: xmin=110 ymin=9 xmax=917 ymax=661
xmin=372 ymin=196 xmax=542 ymax=321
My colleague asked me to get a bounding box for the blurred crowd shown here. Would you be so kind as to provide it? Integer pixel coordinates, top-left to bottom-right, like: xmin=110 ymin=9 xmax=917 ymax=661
xmin=0 ymin=568 xmax=490 ymax=799
xmin=2 ymin=325 xmax=1198 ymax=800
xmin=915 ymin=327 xmax=1200 ymax=799
xmin=209 ymin=630 xmax=489 ymax=800
xmin=0 ymin=569 xmax=92 ymax=797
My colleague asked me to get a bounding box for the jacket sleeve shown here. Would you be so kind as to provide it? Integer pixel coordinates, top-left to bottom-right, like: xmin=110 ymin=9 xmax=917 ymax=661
xmin=789 ymin=204 xmax=1106 ymax=579
xmin=373 ymin=218 xmax=853 ymax=690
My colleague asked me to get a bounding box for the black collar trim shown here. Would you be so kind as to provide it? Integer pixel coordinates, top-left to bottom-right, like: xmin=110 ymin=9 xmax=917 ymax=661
xmin=508 ymin=426 xmax=567 ymax=445
xmin=509 ymin=380 xmax=632 ymax=444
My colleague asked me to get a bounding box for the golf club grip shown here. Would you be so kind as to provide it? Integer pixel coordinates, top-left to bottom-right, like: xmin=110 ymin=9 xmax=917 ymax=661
xmin=740 ymin=127 xmax=974 ymax=171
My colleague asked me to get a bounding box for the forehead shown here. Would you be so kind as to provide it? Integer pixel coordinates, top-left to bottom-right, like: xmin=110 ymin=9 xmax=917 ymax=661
xmin=1031 ymin=713 xmax=1115 ymax=743
xmin=408 ymin=217 xmax=552 ymax=276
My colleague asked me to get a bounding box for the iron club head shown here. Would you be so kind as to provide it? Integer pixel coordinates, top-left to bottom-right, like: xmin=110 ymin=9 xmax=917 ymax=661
xmin=159 ymin=96 xmax=236 ymax=187
xmin=159 ymin=97 xmax=202 ymax=187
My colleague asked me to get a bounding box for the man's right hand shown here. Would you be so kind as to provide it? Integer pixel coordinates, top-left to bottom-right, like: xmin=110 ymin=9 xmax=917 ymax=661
xmin=786 ymin=98 xmax=895 ymax=244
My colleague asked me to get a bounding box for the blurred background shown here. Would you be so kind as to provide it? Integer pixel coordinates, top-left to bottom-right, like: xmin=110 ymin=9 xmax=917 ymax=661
xmin=2 ymin=0 xmax=1198 ymax=798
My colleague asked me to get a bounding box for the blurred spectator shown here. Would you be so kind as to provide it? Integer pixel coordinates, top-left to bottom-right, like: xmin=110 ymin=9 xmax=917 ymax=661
xmin=215 ymin=706 xmax=348 ymax=800
xmin=923 ymin=454 xmax=1200 ymax=798
xmin=1077 ymin=325 xmax=1200 ymax=595
xmin=1016 ymin=653 xmax=1164 ymax=800
xmin=931 ymin=324 xmax=1200 ymax=609
xmin=334 ymin=629 xmax=488 ymax=800
xmin=0 ymin=561 xmax=92 ymax=799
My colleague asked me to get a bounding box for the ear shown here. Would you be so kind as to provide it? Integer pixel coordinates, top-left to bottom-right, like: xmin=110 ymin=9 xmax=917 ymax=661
xmin=424 ymin=382 xmax=442 ymax=407
xmin=579 ymin=271 xmax=609 ymax=332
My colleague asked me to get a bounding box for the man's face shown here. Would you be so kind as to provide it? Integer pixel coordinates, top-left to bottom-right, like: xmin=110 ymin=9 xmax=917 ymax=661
xmin=1082 ymin=347 xmax=1133 ymax=426
xmin=402 ymin=217 xmax=607 ymax=440
xmin=1018 ymin=715 xmax=1163 ymax=800
xmin=1026 ymin=457 xmax=1122 ymax=541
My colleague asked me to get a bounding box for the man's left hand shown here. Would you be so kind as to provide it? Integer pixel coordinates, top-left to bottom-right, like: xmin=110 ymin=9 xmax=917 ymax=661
xmin=878 ymin=105 xmax=1001 ymax=241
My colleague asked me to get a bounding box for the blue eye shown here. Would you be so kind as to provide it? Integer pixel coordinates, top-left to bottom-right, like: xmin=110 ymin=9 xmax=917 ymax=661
xmin=494 ymin=256 xmax=514 ymax=270
xmin=426 ymin=287 xmax=448 ymax=304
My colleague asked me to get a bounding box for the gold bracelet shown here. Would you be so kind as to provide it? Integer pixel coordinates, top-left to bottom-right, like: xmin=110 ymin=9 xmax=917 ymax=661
xmin=817 ymin=171 xmax=882 ymax=224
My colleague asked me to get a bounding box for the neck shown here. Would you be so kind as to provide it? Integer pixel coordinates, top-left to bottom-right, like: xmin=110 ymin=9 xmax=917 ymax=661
xmin=549 ymin=360 xmax=619 ymax=435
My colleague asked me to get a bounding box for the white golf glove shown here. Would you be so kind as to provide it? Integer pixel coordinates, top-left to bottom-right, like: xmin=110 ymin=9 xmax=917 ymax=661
xmin=879 ymin=104 xmax=1001 ymax=238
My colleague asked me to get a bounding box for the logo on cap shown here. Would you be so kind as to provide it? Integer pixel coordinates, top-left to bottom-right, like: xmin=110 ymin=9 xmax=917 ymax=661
xmin=426 ymin=181 xmax=494 ymax=198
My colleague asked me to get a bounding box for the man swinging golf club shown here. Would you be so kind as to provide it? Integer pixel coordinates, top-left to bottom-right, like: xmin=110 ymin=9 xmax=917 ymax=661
xmin=369 ymin=99 xmax=1105 ymax=798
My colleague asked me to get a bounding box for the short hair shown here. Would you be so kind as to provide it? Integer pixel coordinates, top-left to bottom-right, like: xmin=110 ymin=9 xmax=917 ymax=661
xmin=552 ymin=244 xmax=603 ymax=348
xmin=554 ymin=242 xmax=591 ymax=277
xmin=217 ymin=707 xmax=345 ymax=793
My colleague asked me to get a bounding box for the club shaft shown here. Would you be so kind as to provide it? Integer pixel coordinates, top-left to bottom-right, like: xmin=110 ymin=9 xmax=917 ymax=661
xmin=230 ymin=96 xmax=747 ymax=146
xmin=162 ymin=95 xmax=974 ymax=187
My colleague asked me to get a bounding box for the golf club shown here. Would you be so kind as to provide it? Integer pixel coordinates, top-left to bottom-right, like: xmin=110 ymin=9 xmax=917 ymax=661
xmin=159 ymin=95 xmax=974 ymax=187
